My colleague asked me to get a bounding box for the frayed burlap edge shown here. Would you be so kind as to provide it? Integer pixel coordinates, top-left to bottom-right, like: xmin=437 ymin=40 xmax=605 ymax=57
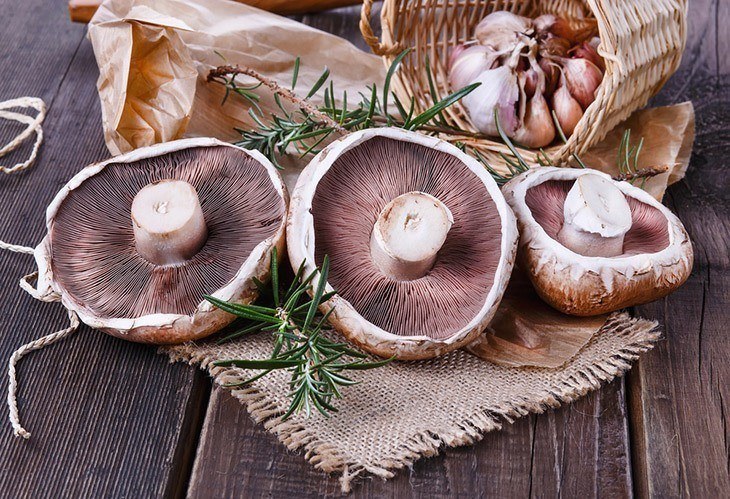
xmin=162 ymin=312 xmax=660 ymax=493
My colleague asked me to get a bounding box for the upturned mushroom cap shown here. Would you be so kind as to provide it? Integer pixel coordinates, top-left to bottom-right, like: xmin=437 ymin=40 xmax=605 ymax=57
xmin=34 ymin=138 xmax=288 ymax=344
xmin=287 ymin=128 xmax=518 ymax=360
xmin=503 ymin=166 xmax=693 ymax=316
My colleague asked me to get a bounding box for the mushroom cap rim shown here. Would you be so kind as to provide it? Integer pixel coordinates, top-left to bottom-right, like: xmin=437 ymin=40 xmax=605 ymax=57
xmin=33 ymin=137 xmax=288 ymax=334
xmin=287 ymin=127 xmax=518 ymax=355
xmin=503 ymin=166 xmax=692 ymax=276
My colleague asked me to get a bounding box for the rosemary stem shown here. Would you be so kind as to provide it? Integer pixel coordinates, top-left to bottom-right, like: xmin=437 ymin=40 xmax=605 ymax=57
xmin=612 ymin=165 xmax=669 ymax=182
xmin=208 ymin=65 xmax=347 ymax=134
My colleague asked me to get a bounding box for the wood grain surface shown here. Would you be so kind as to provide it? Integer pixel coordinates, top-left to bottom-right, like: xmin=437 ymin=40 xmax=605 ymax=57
xmin=0 ymin=2 xmax=210 ymax=497
xmin=0 ymin=0 xmax=727 ymax=497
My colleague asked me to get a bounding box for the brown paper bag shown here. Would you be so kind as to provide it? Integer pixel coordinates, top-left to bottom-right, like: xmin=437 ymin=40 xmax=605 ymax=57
xmin=88 ymin=0 xmax=384 ymax=155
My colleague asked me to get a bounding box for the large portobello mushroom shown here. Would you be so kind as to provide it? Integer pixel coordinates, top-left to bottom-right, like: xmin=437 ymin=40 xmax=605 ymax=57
xmin=503 ymin=166 xmax=693 ymax=316
xmin=287 ymin=128 xmax=518 ymax=360
xmin=34 ymin=138 xmax=288 ymax=344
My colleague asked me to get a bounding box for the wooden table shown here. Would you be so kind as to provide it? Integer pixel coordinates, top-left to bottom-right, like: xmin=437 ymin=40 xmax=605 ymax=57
xmin=0 ymin=1 xmax=727 ymax=496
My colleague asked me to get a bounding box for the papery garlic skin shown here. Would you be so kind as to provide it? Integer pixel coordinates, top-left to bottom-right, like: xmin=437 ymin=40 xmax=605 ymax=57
xmin=532 ymin=14 xmax=558 ymax=35
xmin=449 ymin=44 xmax=497 ymax=91
xmin=463 ymin=65 xmax=520 ymax=136
xmin=475 ymin=11 xmax=532 ymax=52
xmin=557 ymin=174 xmax=632 ymax=257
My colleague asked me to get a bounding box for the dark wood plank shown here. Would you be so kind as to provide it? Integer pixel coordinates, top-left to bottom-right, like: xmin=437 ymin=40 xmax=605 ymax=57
xmin=624 ymin=0 xmax=730 ymax=494
xmin=188 ymin=379 xmax=632 ymax=497
xmin=186 ymin=5 xmax=634 ymax=496
xmin=627 ymin=87 xmax=730 ymax=498
xmin=0 ymin=0 xmax=85 ymax=102
xmin=0 ymin=0 xmax=210 ymax=496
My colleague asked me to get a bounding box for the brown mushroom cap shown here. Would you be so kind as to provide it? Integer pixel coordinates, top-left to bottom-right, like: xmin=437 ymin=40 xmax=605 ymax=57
xmin=503 ymin=166 xmax=693 ymax=316
xmin=34 ymin=138 xmax=287 ymax=344
xmin=288 ymin=128 xmax=518 ymax=360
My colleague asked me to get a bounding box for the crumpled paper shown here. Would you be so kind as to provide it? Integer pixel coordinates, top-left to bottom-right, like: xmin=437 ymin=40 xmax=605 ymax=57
xmin=89 ymin=0 xmax=384 ymax=156
xmin=467 ymin=269 xmax=607 ymax=368
xmin=89 ymin=5 xmax=198 ymax=155
xmin=88 ymin=0 xmax=694 ymax=368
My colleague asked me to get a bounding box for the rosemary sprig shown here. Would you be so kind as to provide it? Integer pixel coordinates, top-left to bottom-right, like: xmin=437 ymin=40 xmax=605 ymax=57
xmin=208 ymin=53 xmax=668 ymax=187
xmin=207 ymin=49 xmax=479 ymax=168
xmin=613 ymin=128 xmax=669 ymax=186
xmin=205 ymin=249 xmax=392 ymax=420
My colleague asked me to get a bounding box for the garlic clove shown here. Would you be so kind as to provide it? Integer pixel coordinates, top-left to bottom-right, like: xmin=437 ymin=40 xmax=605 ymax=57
xmin=539 ymin=58 xmax=559 ymax=95
xmin=449 ymin=44 xmax=498 ymax=90
xmin=475 ymin=11 xmax=532 ymax=52
xmin=570 ymin=41 xmax=605 ymax=71
xmin=512 ymin=90 xmax=556 ymax=148
xmin=551 ymin=75 xmax=583 ymax=136
xmin=521 ymin=68 xmax=539 ymax=99
xmin=448 ymin=44 xmax=467 ymax=67
xmin=511 ymin=57 xmax=555 ymax=148
xmin=561 ymin=57 xmax=603 ymax=110
xmin=463 ymin=65 xmax=520 ymax=136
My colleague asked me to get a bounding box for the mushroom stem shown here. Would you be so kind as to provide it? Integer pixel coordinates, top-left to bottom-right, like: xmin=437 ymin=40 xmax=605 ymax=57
xmin=131 ymin=180 xmax=208 ymax=266
xmin=557 ymin=174 xmax=632 ymax=257
xmin=370 ymin=192 xmax=454 ymax=280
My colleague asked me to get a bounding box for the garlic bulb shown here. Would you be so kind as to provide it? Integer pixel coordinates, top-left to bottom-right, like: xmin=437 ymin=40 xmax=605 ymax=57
xmin=561 ymin=57 xmax=603 ymax=110
xmin=539 ymin=58 xmax=559 ymax=95
xmin=463 ymin=65 xmax=520 ymax=136
xmin=448 ymin=10 xmax=603 ymax=146
xmin=551 ymin=74 xmax=583 ymax=136
xmin=475 ymin=11 xmax=532 ymax=52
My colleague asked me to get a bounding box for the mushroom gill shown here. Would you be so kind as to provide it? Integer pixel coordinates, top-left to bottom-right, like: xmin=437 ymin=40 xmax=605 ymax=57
xmin=50 ymin=146 xmax=286 ymax=319
xmin=310 ymin=137 xmax=503 ymax=340
xmin=525 ymin=179 xmax=670 ymax=256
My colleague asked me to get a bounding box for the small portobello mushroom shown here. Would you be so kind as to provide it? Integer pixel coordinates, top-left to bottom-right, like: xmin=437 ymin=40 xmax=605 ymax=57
xmin=503 ymin=166 xmax=693 ymax=316
xmin=288 ymin=128 xmax=518 ymax=360
xmin=34 ymin=138 xmax=288 ymax=344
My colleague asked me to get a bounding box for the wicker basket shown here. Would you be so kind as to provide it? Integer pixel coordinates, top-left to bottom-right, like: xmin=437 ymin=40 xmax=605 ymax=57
xmin=359 ymin=0 xmax=687 ymax=172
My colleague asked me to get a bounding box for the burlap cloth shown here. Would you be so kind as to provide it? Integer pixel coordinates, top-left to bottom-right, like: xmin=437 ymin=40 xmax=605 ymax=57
xmin=164 ymin=312 xmax=659 ymax=492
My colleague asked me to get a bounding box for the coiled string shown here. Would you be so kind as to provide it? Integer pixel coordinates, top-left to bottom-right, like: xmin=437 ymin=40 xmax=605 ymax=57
xmin=0 ymin=97 xmax=46 ymax=174
xmin=0 ymin=96 xmax=81 ymax=439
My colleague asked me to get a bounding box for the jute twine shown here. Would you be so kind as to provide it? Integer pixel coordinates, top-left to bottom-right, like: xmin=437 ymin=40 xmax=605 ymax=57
xmin=164 ymin=313 xmax=659 ymax=492
xmin=0 ymin=96 xmax=82 ymax=439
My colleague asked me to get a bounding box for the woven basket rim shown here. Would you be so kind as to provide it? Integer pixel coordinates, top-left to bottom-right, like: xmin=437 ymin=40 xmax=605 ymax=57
xmin=360 ymin=0 xmax=688 ymax=172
